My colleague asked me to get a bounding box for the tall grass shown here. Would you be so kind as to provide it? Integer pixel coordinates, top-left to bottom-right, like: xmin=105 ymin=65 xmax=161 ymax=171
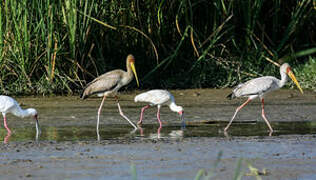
xmin=295 ymin=57 xmax=316 ymax=90
xmin=0 ymin=0 xmax=315 ymax=95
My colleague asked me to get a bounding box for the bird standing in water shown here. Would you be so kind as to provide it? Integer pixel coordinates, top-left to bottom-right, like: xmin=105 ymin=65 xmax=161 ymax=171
xmin=0 ymin=95 xmax=40 ymax=142
xmin=134 ymin=90 xmax=184 ymax=132
xmin=81 ymin=54 xmax=140 ymax=140
xmin=225 ymin=63 xmax=304 ymax=135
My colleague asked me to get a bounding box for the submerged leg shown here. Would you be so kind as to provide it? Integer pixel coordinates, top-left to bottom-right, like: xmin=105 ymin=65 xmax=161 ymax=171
xmin=3 ymin=115 xmax=11 ymax=134
xmin=157 ymin=126 xmax=162 ymax=139
xmin=156 ymin=105 xmax=162 ymax=128
xmin=137 ymin=105 xmax=150 ymax=125
xmin=224 ymin=98 xmax=252 ymax=132
xmin=116 ymin=96 xmax=137 ymax=130
xmin=260 ymin=98 xmax=273 ymax=135
xmin=4 ymin=131 xmax=11 ymax=144
xmin=137 ymin=124 xmax=144 ymax=136
xmin=97 ymin=95 xmax=107 ymax=141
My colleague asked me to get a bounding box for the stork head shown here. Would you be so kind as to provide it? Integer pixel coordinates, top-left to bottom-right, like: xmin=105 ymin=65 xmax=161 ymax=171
xmin=280 ymin=63 xmax=303 ymax=94
xmin=127 ymin=54 xmax=140 ymax=87
xmin=169 ymin=103 xmax=185 ymax=128
xmin=175 ymin=106 xmax=185 ymax=128
xmin=27 ymin=108 xmax=41 ymax=135
xmin=179 ymin=110 xmax=185 ymax=128
xmin=26 ymin=108 xmax=38 ymax=117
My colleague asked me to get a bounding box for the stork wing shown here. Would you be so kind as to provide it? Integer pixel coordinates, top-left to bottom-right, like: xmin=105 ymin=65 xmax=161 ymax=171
xmin=135 ymin=90 xmax=171 ymax=105
xmin=81 ymin=70 xmax=123 ymax=98
xmin=0 ymin=95 xmax=16 ymax=112
xmin=233 ymin=76 xmax=278 ymax=97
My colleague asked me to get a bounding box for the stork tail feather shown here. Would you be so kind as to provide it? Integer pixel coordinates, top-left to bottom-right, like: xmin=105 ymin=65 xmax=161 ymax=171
xmin=80 ymin=89 xmax=88 ymax=99
xmin=80 ymin=92 xmax=86 ymax=99
xmin=226 ymin=92 xmax=235 ymax=100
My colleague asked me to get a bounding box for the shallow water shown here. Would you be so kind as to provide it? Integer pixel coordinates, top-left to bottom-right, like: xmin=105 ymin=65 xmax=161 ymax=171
xmin=2 ymin=89 xmax=316 ymax=142
xmin=3 ymin=121 xmax=316 ymax=142
xmin=1 ymin=89 xmax=316 ymax=180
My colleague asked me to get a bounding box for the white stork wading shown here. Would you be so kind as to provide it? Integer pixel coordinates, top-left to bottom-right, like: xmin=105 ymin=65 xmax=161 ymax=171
xmin=81 ymin=54 xmax=140 ymax=140
xmin=225 ymin=63 xmax=304 ymax=134
xmin=134 ymin=90 xmax=184 ymax=131
xmin=0 ymin=95 xmax=40 ymax=142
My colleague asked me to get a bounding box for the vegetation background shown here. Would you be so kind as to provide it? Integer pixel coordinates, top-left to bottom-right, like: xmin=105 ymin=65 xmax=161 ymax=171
xmin=0 ymin=0 xmax=315 ymax=95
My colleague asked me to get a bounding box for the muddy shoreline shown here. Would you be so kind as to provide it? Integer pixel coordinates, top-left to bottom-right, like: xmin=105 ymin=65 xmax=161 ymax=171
xmin=1 ymin=135 xmax=316 ymax=180
xmin=1 ymin=89 xmax=316 ymax=179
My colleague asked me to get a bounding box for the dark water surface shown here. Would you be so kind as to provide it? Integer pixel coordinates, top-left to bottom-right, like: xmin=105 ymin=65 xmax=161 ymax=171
xmin=2 ymin=121 xmax=316 ymax=142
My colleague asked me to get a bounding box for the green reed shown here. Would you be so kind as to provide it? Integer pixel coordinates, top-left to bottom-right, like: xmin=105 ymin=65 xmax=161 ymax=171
xmin=0 ymin=0 xmax=315 ymax=95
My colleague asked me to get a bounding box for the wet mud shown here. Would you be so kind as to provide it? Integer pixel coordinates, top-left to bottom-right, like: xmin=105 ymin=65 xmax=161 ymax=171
xmin=1 ymin=89 xmax=316 ymax=179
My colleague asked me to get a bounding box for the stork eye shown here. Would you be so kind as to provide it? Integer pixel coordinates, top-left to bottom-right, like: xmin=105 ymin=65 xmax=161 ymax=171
xmin=286 ymin=67 xmax=291 ymax=73
xmin=129 ymin=58 xmax=135 ymax=63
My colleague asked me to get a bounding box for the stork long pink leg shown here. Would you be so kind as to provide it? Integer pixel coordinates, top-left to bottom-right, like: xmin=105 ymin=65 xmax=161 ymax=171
xmin=224 ymin=98 xmax=252 ymax=132
xmin=96 ymin=95 xmax=107 ymax=141
xmin=137 ymin=125 xmax=144 ymax=136
xmin=116 ymin=96 xmax=137 ymax=130
xmin=3 ymin=115 xmax=12 ymax=134
xmin=157 ymin=126 xmax=162 ymax=139
xmin=260 ymin=98 xmax=273 ymax=134
xmin=4 ymin=131 xmax=11 ymax=144
xmin=137 ymin=105 xmax=150 ymax=125
xmin=156 ymin=105 xmax=162 ymax=128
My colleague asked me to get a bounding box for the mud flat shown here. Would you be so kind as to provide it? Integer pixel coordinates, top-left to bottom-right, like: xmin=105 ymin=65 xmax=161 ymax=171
xmin=0 ymin=89 xmax=316 ymax=179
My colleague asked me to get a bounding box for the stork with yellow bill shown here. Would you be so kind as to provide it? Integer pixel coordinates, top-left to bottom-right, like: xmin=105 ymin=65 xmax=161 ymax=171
xmin=225 ymin=63 xmax=304 ymax=134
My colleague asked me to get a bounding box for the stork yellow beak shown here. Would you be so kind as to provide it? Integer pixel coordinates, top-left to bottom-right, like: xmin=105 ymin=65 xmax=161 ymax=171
xmin=288 ymin=70 xmax=304 ymax=94
xmin=130 ymin=62 xmax=140 ymax=87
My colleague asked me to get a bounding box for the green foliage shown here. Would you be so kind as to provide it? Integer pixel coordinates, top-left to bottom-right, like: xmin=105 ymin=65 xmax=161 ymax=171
xmin=295 ymin=57 xmax=316 ymax=90
xmin=0 ymin=0 xmax=315 ymax=95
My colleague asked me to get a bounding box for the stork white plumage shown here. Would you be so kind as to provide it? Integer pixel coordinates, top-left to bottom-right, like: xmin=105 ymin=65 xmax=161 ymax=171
xmin=225 ymin=63 xmax=304 ymax=134
xmin=0 ymin=95 xmax=40 ymax=140
xmin=134 ymin=90 xmax=184 ymax=129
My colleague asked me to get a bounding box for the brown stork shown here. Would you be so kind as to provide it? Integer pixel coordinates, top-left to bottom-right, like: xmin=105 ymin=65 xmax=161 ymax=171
xmin=81 ymin=54 xmax=140 ymax=140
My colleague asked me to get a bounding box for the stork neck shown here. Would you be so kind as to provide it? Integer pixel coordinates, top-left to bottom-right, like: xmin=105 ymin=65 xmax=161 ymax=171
xmin=126 ymin=62 xmax=133 ymax=77
xmin=13 ymin=108 xmax=32 ymax=118
xmin=169 ymin=102 xmax=181 ymax=113
xmin=279 ymin=70 xmax=288 ymax=88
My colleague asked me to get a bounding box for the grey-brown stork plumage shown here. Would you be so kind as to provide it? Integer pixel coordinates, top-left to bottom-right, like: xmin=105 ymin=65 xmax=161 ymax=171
xmin=81 ymin=54 xmax=140 ymax=140
xmin=225 ymin=63 xmax=303 ymax=135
